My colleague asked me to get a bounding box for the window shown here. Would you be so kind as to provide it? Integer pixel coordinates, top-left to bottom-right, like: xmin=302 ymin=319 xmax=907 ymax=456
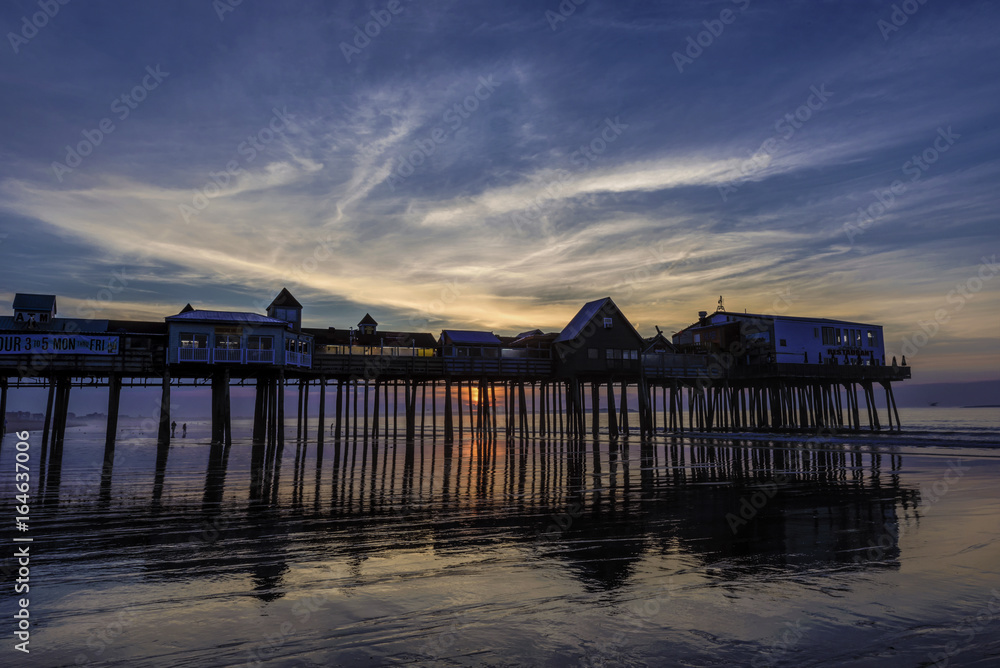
xmin=821 ymin=327 xmax=836 ymax=345
xmin=588 ymin=348 xmax=598 ymax=360
xmin=247 ymin=335 xmax=273 ymax=350
xmin=779 ymin=339 xmax=787 ymax=347
xmin=180 ymin=332 xmax=207 ymax=348
xmin=814 ymin=327 xmax=819 ymax=338
xmin=628 ymin=350 xmax=638 ymax=360
xmin=606 ymin=349 xmax=615 ymax=359
xmin=867 ymin=330 xmax=875 ymax=347
xmin=216 ymin=334 xmax=240 ymax=349
xmin=603 ymin=317 xmax=613 ymax=329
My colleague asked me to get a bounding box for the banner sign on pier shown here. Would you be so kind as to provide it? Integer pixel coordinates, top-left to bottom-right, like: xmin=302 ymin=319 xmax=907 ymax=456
xmin=0 ymin=334 xmax=120 ymax=355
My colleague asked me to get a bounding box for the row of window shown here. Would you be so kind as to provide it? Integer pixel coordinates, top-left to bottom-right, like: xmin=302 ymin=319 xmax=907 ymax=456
xmin=178 ymin=333 xmax=309 ymax=353
xmin=818 ymin=327 xmax=876 ymax=347
xmin=586 ymin=348 xmax=639 ymax=360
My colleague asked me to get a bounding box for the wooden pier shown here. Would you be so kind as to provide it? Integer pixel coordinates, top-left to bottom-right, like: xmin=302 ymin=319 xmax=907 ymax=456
xmin=0 ymin=292 xmax=911 ymax=486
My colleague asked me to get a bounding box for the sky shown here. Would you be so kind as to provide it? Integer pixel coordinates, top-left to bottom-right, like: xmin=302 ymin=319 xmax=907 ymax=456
xmin=0 ymin=0 xmax=998 ymax=386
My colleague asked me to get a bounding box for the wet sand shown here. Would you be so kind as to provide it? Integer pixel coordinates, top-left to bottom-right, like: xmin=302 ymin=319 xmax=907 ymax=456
xmin=2 ymin=412 xmax=999 ymax=667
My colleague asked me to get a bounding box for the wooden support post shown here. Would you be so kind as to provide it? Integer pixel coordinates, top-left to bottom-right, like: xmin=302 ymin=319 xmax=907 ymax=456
xmin=881 ymin=383 xmax=899 ymax=431
xmin=156 ymin=369 xmax=171 ymax=445
xmin=491 ymin=382 xmax=498 ymax=438
xmin=363 ymin=379 xmax=369 ymax=441
xmin=469 ymin=381 xmax=476 ymax=435
xmin=277 ymin=369 xmax=285 ymax=448
xmin=868 ymin=382 xmax=881 ymax=430
xmin=353 ymin=378 xmax=359 ymax=440
xmin=303 ymin=379 xmax=310 ymax=441
xmin=862 ymin=382 xmax=875 ymax=430
xmin=444 ymin=379 xmax=454 ymax=443
xmin=456 ymin=380 xmax=463 ymax=439
xmin=334 ymin=379 xmax=343 ymax=441
xmin=669 ymin=383 xmax=676 ymax=432
xmin=372 ymin=379 xmax=381 ymax=441
xmin=405 ymin=379 xmax=417 ymax=441
xmin=0 ymin=378 xmax=7 ymax=448
xmin=552 ymin=383 xmax=569 ymax=436
xmin=103 ymin=373 xmax=122 ymax=480
xmin=211 ymin=371 xmax=225 ymax=444
xmin=606 ymin=381 xmax=619 ymax=440
xmin=421 ymin=382 xmax=427 ymax=437
xmin=619 ymin=381 xmax=629 ymax=436
xmin=223 ymin=369 xmax=232 ymax=448
xmin=252 ymin=377 xmax=266 ymax=442
xmin=591 ymin=382 xmax=600 ymax=438
xmin=317 ymin=377 xmax=326 ymax=450
xmin=890 ymin=384 xmax=901 ymax=430
xmin=41 ymin=377 xmax=56 ymax=454
xmin=296 ymin=381 xmax=304 ymax=440
xmin=538 ymin=382 xmax=546 ymax=436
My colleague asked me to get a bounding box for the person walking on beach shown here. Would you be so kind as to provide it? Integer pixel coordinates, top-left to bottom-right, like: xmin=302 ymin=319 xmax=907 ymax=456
xmin=182 ymin=423 xmax=187 ymax=438
xmin=171 ymin=420 xmax=177 ymax=437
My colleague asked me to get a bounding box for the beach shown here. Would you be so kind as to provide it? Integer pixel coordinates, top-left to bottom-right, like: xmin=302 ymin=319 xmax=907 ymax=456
xmin=1 ymin=407 xmax=998 ymax=666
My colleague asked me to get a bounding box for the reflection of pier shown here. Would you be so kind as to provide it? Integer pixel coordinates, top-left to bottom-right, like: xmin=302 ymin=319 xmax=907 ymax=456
xmin=30 ymin=436 xmax=917 ymax=598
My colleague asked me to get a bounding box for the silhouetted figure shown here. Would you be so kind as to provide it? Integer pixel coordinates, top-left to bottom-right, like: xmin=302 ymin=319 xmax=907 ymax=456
xmin=892 ymin=356 xmax=898 ymax=367
xmin=901 ymin=355 xmax=907 ymax=366
xmin=182 ymin=423 xmax=187 ymax=438
xmin=171 ymin=420 xmax=177 ymax=437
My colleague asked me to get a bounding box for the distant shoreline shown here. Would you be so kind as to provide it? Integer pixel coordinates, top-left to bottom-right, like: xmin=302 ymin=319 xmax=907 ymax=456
xmin=4 ymin=417 xmax=89 ymax=433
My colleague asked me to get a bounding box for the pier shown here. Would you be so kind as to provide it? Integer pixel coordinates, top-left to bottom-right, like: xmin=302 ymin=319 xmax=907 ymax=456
xmin=1 ymin=292 xmax=911 ymax=478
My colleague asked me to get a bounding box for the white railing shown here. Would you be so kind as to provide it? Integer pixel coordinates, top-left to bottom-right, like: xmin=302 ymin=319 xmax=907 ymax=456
xmin=176 ymin=346 xmax=306 ymax=366
xmin=213 ymin=348 xmax=243 ymax=363
xmin=178 ymin=347 xmax=210 ymax=362
xmin=246 ymin=349 xmax=276 ymax=363
xmin=285 ymin=351 xmax=312 ymax=367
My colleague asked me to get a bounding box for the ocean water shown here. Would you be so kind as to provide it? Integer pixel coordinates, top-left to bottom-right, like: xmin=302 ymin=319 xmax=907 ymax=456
xmin=1 ymin=406 xmax=999 ymax=667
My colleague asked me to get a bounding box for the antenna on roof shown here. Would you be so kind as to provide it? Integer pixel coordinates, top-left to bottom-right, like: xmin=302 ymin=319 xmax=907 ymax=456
xmin=717 ymin=295 xmax=725 ymax=312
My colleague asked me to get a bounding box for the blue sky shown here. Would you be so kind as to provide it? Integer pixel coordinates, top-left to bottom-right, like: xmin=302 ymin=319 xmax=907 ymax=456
xmin=1 ymin=0 xmax=998 ymax=384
